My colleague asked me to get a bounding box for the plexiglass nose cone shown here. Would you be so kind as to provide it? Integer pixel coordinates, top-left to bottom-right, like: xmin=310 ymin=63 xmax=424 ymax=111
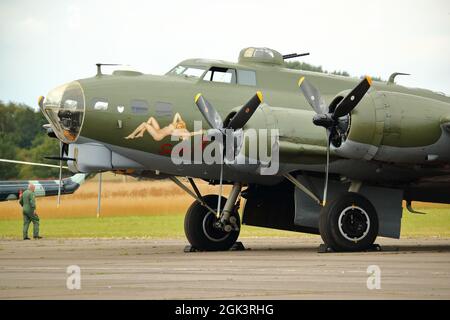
xmin=40 ymin=81 xmax=85 ymax=143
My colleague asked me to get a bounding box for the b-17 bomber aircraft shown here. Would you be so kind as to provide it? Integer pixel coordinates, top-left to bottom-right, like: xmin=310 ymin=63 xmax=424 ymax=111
xmin=1 ymin=47 xmax=449 ymax=252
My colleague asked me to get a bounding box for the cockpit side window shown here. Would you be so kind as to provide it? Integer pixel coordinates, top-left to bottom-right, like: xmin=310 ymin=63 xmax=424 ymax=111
xmin=170 ymin=65 xmax=186 ymax=75
xmin=237 ymin=69 xmax=256 ymax=86
xmin=167 ymin=65 xmax=206 ymax=78
xmin=183 ymin=67 xmax=206 ymax=78
xmin=202 ymin=67 xmax=236 ymax=84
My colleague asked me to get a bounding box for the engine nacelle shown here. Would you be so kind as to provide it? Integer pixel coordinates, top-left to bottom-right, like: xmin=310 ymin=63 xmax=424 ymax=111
xmin=332 ymin=90 xmax=450 ymax=164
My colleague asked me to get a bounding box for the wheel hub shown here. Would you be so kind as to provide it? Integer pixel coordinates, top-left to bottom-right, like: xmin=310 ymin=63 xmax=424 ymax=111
xmin=202 ymin=212 xmax=231 ymax=242
xmin=338 ymin=206 xmax=370 ymax=242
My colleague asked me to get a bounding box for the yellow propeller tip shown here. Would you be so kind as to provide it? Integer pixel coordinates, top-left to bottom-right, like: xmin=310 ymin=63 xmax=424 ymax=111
xmin=365 ymin=75 xmax=373 ymax=86
xmin=194 ymin=93 xmax=202 ymax=103
xmin=38 ymin=96 xmax=45 ymax=108
xmin=256 ymin=91 xmax=263 ymax=103
xmin=298 ymin=76 xmax=305 ymax=87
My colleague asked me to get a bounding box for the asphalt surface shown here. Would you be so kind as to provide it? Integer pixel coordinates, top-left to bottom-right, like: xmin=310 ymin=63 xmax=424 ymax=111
xmin=0 ymin=237 xmax=449 ymax=299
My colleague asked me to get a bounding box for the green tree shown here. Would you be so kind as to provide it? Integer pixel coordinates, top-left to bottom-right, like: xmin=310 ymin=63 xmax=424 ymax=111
xmin=18 ymin=135 xmax=61 ymax=179
xmin=285 ymin=61 xmax=383 ymax=81
xmin=0 ymin=135 xmax=19 ymax=179
xmin=0 ymin=100 xmax=59 ymax=179
xmin=284 ymin=61 xmax=324 ymax=73
xmin=331 ymin=70 xmax=350 ymax=77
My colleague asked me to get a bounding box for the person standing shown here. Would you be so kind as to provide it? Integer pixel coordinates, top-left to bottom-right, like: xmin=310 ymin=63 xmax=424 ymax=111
xmin=19 ymin=183 xmax=42 ymax=240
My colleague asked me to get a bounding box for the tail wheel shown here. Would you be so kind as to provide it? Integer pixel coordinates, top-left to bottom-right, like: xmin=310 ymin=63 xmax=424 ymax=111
xmin=319 ymin=192 xmax=378 ymax=252
xmin=184 ymin=195 xmax=240 ymax=251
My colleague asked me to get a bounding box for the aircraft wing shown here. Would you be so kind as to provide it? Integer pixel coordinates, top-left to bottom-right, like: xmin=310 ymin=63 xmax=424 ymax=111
xmin=0 ymin=174 xmax=86 ymax=202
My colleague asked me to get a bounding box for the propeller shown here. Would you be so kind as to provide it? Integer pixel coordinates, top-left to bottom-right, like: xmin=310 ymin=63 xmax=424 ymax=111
xmin=194 ymin=91 xmax=263 ymax=215
xmin=297 ymin=76 xmax=372 ymax=205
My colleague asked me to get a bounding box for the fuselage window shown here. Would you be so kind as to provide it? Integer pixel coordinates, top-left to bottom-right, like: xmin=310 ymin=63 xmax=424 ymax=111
xmin=203 ymin=67 xmax=236 ymax=84
xmin=92 ymin=98 xmax=108 ymax=111
xmin=131 ymin=100 xmax=149 ymax=114
xmin=155 ymin=101 xmax=173 ymax=118
xmin=237 ymin=69 xmax=257 ymax=86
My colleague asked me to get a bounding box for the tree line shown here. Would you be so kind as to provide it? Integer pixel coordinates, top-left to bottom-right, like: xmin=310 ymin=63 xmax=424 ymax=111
xmin=0 ymin=101 xmax=60 ymax=180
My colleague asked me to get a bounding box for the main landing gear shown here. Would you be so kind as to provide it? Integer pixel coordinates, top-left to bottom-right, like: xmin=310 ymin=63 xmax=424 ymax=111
xmin=284 ymin=174 xmax=380 ymax=252
xmin=170 ymin=177 xmax=242 ymax=251
xmin=319 ymin=192 xmax=379 ymax=252
xmin=184 ymin=194 xmax=241 ymax=251
xmin=173 ymin=175 xmax=380 ymax=252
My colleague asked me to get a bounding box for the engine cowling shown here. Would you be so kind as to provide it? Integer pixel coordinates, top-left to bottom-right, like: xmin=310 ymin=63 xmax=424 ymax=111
xmin=332 ymin=90 xmax=450 ymax=164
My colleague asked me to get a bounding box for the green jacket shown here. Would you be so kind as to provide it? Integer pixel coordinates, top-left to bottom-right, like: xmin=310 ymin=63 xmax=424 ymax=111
xmin=19 ymin=189 xmax=36 ymax=216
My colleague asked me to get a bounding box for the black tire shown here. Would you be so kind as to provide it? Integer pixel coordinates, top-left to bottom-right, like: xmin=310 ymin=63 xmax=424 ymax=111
xmin=319 ymin=192 xmax=378 ymax=252
xmin=184 ymin=194 xmax=240 ymax=251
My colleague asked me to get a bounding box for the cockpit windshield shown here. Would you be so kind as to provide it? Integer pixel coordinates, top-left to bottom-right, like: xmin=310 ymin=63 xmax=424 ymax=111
xmin=167 ymin=65 xmax=206 ymax=78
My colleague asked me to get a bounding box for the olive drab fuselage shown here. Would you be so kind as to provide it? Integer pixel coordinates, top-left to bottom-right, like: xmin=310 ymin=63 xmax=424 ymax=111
xmin=40 ymin=47 xmax=450 ymax=189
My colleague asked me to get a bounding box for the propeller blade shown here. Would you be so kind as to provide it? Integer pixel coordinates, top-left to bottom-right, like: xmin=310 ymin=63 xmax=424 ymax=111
xmin=227 ymin=91 xmax=263 ymax=130
xmin=298 ymin=77 xmax=328 ymax=114
xmin=333 ymin=76 xmax=372 ymax=118
xmin=194 ymin=93 xmax=224 ymax=131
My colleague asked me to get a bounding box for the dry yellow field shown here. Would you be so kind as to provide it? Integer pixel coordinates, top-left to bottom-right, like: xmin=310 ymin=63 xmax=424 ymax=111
xmin=0 ymin=176 xmax=448 ymax=220
xmin=0 ymin=178 xmax=232 ymax=219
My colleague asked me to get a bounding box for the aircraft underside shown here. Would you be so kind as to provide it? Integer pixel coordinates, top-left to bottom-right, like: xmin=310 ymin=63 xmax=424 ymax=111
xmin=46 ymin=134 xmax=447 ymax=252
xmin=2 ymin=133 xmax=449 ymax=252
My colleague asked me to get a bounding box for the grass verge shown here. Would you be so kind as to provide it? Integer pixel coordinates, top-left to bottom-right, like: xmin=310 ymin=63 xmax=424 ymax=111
xmin=0 ymin=208 xmax=449 ymax=239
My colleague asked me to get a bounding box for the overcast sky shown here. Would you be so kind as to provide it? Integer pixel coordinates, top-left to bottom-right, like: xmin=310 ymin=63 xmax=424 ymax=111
xmin=1 ymin=0 xmax=449 ymax=109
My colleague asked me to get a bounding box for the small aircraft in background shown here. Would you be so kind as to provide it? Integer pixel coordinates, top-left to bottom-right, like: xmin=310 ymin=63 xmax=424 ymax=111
xmin=1 ymin=47 xmax=449 ymax=252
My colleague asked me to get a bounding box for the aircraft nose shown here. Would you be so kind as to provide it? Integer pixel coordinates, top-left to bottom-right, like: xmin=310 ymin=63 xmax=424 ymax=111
xmin=39 ymin=81 xmax=86 ymax=143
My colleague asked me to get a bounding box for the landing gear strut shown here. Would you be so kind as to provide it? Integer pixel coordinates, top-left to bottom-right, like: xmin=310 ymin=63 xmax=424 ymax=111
xmin=171 ymin=177 xmax=242 ymax=251
xmin=319 ymin=192 xmax=379 ymax=252
xmin=184 ymin=189 xmax=241 ymax=251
